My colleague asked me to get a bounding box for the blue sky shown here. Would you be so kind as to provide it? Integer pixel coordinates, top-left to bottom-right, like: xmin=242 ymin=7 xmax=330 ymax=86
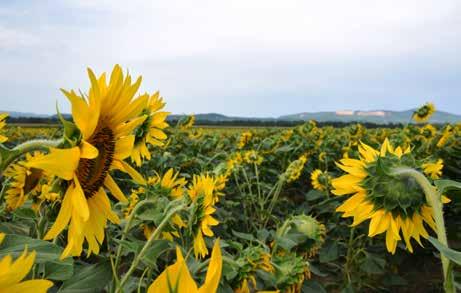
xmin=0 ymin=0 xmax=460 ymax=116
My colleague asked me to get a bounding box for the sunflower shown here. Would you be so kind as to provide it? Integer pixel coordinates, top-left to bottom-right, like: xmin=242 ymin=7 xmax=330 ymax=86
xmin=437 ymin=125 xmax=452 ymax=148
xmin=243 ymin=150 xmax=263 ymax=165
xmin=3 ymin=152 xmax=46 ymax=210
xmin=332 ymin=138 xmax=447 ymax=254
xmin=283 ymin=155 xmax=307 ymax=183
xmin=0 ymin=233 xmax=53 ymax=292
xmin=420 ymin=124 xmax=437 ymax=138
xmin=412 ymin=102 xmax=435 ymax=123
xmin=147 ymin=239 xmax=222 ymax=293
xmin=422 ymin=159 xmax=444 ymax=179
xmin=0 ymin=113 xmax=7 ymax=143
xmin=310 ymin=169 xmax=330 ymax=192
xmin=238 ymin=131 xmax=252 ymax=149
xmin=131 ymin=92 xmax=169 ymax=166
xmin=188 ymin=174 xmax=220 ymax=258
xmin=26 ymin=65 xmax=148 ymax=258
xmin=143 ymin=169 xmax=188 ymax=240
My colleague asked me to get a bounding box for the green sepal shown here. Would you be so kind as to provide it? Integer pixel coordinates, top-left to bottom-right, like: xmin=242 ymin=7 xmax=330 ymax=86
xmin=56 ymin=103 xmax=81 ymax=147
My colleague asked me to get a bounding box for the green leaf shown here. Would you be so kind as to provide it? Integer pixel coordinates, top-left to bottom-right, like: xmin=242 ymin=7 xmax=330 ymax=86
xmin=435 ymin=179 xmax=461 ymax=194
xmin=232 ymin=230 xmax=255 ymax=242
xmin=303 ymin=280 xmax=327 ymax=293
xmin=13 ymin=208 xmax=36 ymax=220
xmin=58 ymin=262 xmax=112 ymax=293
xmin=0 ymin=234 xmax=66 ymax=263
xmin=0 ymin=234 xmax=74 ymax=281
xmin=428 ymin=237 xmax=461 ymax=266
xmin=142 ymin=240 xmax=172 ymax=268
xmin=44 ymin=258 xmax=74 ymax=281
xmin=360 ymin=253 xmax=386 ymax=274
xmin=319 ymin=242 xmax=339 ymax=263
xmin=305 ymin=190 xmax=325 ymax=201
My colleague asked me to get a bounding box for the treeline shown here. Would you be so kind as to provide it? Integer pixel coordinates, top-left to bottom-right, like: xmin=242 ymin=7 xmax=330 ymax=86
xmin=7 ymin=116 xmax=430 ymax=129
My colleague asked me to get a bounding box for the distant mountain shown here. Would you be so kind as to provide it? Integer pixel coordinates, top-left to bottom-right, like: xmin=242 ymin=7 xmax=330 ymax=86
xmin=1 ymin=111 xmax=49 ymax=118
xmin=3 ymin=109 xmax=461 ymax=124
xmin=278 ymin=109 xmax=461 ymax=124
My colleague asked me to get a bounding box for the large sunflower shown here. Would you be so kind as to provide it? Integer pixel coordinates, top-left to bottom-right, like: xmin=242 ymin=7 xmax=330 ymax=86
xmin=131 ymin=92 xmax=169 ymax=166
xmin=26 ymin=65 xmax=148 ymax=258
xmin=3 ymin=152 xmax=46 ymax=210
xmin=332 ymin=138 xmax=447 ymax=254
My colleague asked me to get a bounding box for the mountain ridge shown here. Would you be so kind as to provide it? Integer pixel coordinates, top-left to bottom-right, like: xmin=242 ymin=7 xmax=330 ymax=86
xmin=2 ymin=109 xmax=460 ymax=124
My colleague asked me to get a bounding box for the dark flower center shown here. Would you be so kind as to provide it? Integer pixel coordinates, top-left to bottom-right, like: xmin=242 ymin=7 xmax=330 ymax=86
xmin=76 ymin=127 xmax=115 ymax=198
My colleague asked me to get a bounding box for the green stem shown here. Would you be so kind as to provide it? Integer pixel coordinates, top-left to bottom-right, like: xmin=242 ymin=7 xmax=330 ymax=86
xmin=0 ymin=139 xmax=62 ymax=174
xmin=114 ymin=199 xmax=156 ymax=270
xmin=117 ymin=203 xmax=186 ymax=292
xmin=391 ymin=167 xmax=454 ymax=293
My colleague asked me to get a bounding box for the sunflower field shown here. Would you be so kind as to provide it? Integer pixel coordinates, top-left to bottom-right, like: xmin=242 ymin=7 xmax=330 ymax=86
xmin=1 ymin=65 xmax=461 ymax=293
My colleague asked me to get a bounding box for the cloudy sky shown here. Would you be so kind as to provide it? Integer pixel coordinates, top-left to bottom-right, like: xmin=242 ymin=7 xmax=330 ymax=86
xmin=0 ymin=0 xmax=460 ymax=116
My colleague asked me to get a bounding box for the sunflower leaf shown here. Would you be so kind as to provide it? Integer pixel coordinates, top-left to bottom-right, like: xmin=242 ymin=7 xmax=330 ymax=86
xmin=434 ymin=179 xmax=461 ymax=194
xmin=428 ymin=236 xmax=461 ymax=266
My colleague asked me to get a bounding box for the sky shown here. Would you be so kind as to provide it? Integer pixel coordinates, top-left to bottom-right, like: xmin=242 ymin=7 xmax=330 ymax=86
xmin=0 ymin=0 xmax=460 ymax=117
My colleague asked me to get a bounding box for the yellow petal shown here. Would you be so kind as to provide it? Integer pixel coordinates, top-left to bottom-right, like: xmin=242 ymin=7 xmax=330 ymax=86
xmin=80 ymin=140 xmax=98 ymax=159
xmin=114 ymin=135 xmax=135 ymax=160
xmin=104 ymin=175 xmax=128 ymax=203
xmin=25 ymin=147 xmax=80 ymax=180
xmin=199 ymin=239 xmax=222 ymax=293
xmin=71 ymin=178 xmax=90 ymax=222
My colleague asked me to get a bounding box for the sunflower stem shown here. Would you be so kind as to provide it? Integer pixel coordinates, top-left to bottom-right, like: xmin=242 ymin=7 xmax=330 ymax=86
xmin=0 ymin=139 xmax=62 ymax=175
xmin=391 ymin=167 xmax=454 ymax=293
xmin=114 ymin=199 xmax=156 ymax=271
xmin=117 ymin=202 xmax=186 ymax=292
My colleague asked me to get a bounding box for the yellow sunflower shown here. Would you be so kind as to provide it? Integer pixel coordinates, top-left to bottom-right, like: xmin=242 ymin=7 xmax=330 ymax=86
xmin=3 ymin=152 xmax=46 ymax=210
xmin=0 ymin=233 xmax=53 ymax=292
xmin=144 ymin=169 xmax=188 ymax=240
xmin=147 ymin=239 xmax=222 ymax=293
xmin=412 ymin=102 xmax=435 ymax=123
xmin=26 ymin=65 xmax=148 ymax=258
xmin=332 ymin=138 xmax=448 ymax=254
xmin=238 ymin=131 xmax=252 ymax=149
xmin=437 ymin=125 xmax=452 ymax=148
xmin=188 ymin=174 xmax=220 ymax=258
xmin=131 ymin=92 xmax=169 ymax=166
xmin=422 ymin=159 xmax=444 ymax=179
xmin=284 ymin=155 xmax=307 ymax=183
xmin=0 ymin=113 xmax=7 ymax=143
xmin=243 ymin=150 xmax=263 ymax=165
xmin=310 ymin=169 xmax=330 ymax=192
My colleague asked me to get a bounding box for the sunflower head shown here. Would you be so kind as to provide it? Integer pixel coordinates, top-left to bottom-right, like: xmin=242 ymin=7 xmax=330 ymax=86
xmin=273 ymin=252 xmax=310 ymax=293
xmin=3 ymin=152 xmax=47 ymax=210
xmin=238 ymin=131 xmax=252 ymax=149
xmin=332 ymin=138 xmax=442 ymax=254
xmin=179 ymin=115 xmax=195 ymax=130
xmin=187 ymin=174 xmax=220 ymax=258
xmin=131 ymin=92 xmax=169 ymax=166
xmin=282 ymin=155 xmax=307 ymax=183
xmin=243 ymin=150 xmax=263 ymax=165
xmin=412 ymin=102 xmax=435 ymax=123
xmin=276 ymin=214 xmax=326 ymax=258
xmin=422 ymin=159 xmax=444 ymax=179
xmin=310 ymin=169 xmax=330 ymax=192
xmin=420 ymin=124 xmax=437 ymax=138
